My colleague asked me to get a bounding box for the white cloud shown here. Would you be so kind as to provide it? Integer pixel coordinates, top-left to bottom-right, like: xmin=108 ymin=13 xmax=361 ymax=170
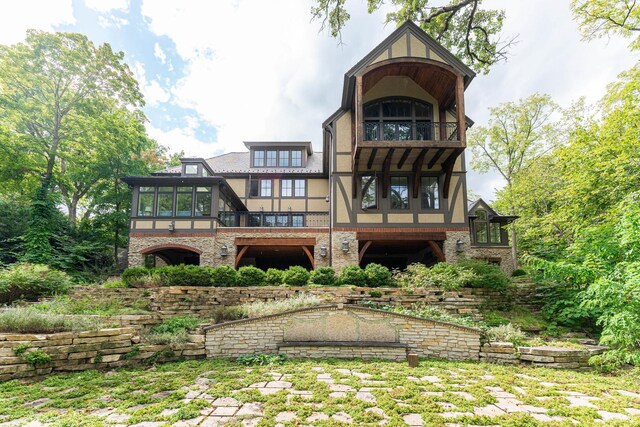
xmin=146 ymin=122 xmax=220 ymax=158
xmin=0 ymin=0 xmax=74 ymax=45
xmin=154 ymin=42 xmax=166 ymax=64
xmin=131 ymin=61 xmax=171 ymax=107
xmin=84 ymin=0 xmax=129 ymax=13
xmin=97 ymin=14 xmax=129 ymax=28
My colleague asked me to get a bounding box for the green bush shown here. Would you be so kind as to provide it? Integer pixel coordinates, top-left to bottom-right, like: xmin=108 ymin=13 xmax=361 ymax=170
xmin=156 ymin=265 xmax=212 ymax=286
xmin=35 ymin=295 xmax=150 ymax=315
xmin=338 ymin=265 xmax=367 ymax=286
xmin=210 ymin=306 xmax=247 ymax=324
xmin=236 ymin=266 xmax=266 ymax=286
xmin=0 ymin=307 xmax=102 ymax=333
xmin=364 ymin=301 xmax=479 ymax=328
xmin=24 ymin=349 xmax=52 ymax=367
xmin=0 ymin=263 xmax=71 ymax=302
xmin=484 ymin=323 xmax=527 ymax=346
xmin=483 ymin=311 xmax=511 ymax=327
xmin=309 ymin=267 xmax=336 ymax=286
xmin=210 ymin=265 xmax=237 ymax=286
xmin=242 ymin=294 xmax=322 ymax=318
xmin=282 ymin=266 xmax=310 ymax=286
xmin=365 ymin=263 xmax=392 ymax=287
xmin=455 ymin=259 xmax=511 ymax=291
xmin=121 ymin=266 xmax=152 ymax=287
xmin=102 ymin=280 xmax=128 ymax=288
xmin=152 ymin=316 xmax=201 ymax=334
xmin=512 ymin=268 xmax=527 ymax=277
xmin=395 ymin=262 xmax=475 ymax=290
xmin=237 ymin=353 xmax=286 ymax=366
xmin=265 ymin=268 xmax=284 ymax=285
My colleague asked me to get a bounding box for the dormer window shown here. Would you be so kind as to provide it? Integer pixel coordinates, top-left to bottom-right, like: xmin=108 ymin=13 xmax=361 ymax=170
xmin=252 ymin=148 xmax=305 ymax=168
xmin=473 ymin=208 xmax=506 ymax=245
xmin=185 ymin=164 xmax=198 ymax=175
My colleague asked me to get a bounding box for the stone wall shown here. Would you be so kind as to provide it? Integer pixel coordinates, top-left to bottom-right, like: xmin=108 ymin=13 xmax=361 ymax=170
xmin=205 ymin=305 xmax=481 ymax=361
xmin=444 ymin=231 xmax=515 ymax=275
xmin=331 ymin=231 xmax=359 ymax=272
xmin=279 ymin=344 xmax=408 ymax=361
xmin=0 ymin=327 xmax=205 ymax=382
xmin=128 ymin=235 xmax=216 ymax=267
xmin=480 ymin=342 xmax=607 ymax=371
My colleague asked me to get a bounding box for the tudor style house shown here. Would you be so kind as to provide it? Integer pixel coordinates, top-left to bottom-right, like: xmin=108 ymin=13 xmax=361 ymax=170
xmin=123 ymin=21 xmax=516 ymax=274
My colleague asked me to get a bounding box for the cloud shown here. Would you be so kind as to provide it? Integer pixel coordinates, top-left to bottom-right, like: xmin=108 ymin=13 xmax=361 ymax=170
xmin=131 ymin=61 xmax=170 ymax=107
xmin=154 ymin=42 xmax=166 ymax=64
xmin=146 ymin=122 xmax=220 ymax=158
xmin=0 ymin=0 xmax=74 ymax=45
xmin=84 ymin=0 xmax=129 ymax=13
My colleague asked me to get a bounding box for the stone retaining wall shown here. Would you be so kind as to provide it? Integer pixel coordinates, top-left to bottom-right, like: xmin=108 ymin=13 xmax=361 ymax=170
xmin=0 ymin=327 xmax=205 ymax=381
xmin=480 ymin=341 xmax=607 ymax=371
xmin=205 ymin=305 xmax=481 ymax=361
xmin=279 ymin=344 xmax=408 ymax=361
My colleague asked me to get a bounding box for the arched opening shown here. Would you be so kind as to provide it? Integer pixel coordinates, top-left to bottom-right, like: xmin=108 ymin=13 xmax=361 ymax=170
xmin=236 ymin=245 xmax=314 ymax=270
xmin=140 ymin=244 xmax=202 ymax=266
xmin=363 ymin=97 xmax=435 ymax=141
xmin=359 ymin=240 xmax=441 ymax=270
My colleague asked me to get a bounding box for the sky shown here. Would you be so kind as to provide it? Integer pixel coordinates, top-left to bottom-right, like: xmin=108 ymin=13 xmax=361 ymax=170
xmin=0 ymin=0 xmax=637 ymax=201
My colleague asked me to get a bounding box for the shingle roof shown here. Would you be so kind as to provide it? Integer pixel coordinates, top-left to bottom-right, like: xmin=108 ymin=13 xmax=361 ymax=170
xmin=163 ymin=151 xmax=324 ymax=175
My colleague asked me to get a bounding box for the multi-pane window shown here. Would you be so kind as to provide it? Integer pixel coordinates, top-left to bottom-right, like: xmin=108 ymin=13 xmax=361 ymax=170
xmin=281 ymin=179 xmax=305 ymax=197
xmin=291 ymin=214 xmax=304 ymax=227
xmin=260 ymin=179 xmax=272 ymax=197
xmin=364 ymin=98 xmax=434 ymax=141
xmin=176 ymin=186 xmax=193 ymax=216
xmin=185 ymin=164 xmax=198 ymax=174
xmin=266 ymin=150 xmax=277 ymax=167
xmin=474 ymin=209 xmax=489 ymax=244
xmin=279 ymin=151 xmax=289 ymax=167
xmin=291 ymin=150 xmax=302 ymax=167
xmin=390 ymin=177 xmax=409 ymax=209
xmin=157 ymin=186 xmax=174 ymax=216
xmin=490 ymin=222 xmax=503 ymax=244
xmin=281 ymin=179 xmax=292 ymax=197
xmin=250 ymin=179 xmax=272 ymax=197
xmin=252 ymin=149 xmax=304 ymax=168
xmin=420 ymin=177 xmax=440 ymax=209
xmin=195 ymin=187 xmax=212 ymax=217
xmin=361 ymin=175 xmax=377 ymax=210
xmin=138 ymin=186 xmax=155 ymax=216
xmin=254 ymin=150 xmax=265 ymax=167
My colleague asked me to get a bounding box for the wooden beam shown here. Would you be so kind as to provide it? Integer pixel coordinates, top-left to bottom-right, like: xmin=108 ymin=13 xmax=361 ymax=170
xmin=427 ymin=148 xmax=445 ymax=169
xmin=356 ymin=231 xmax=447 ymax=241
xmin=358 ymin=140 xmax=461 ymax=149
xmin=302 ymin=246 xmax=314 ymax=269
xmin=455 ymin=74 xmax=466 ymax=146
xmin=382 ymin=148 xmax=394 ymax=199
xmin=358 ymin=240 xmax=373 ymax=264
xmin=427 ymin=240 xmax=446 ymax=262
xmin=355 ymin=75 xmax=363 ymax=147
xmin=367 ymin=148 xmax=378 ymax=169
xmin=441 ymin=149 xmax=460 ymax=199
xmin=234 ymin=237 xmax=317 ymax=246
xmin=397 ymin=148 xmax=411 ymax=169
xmin=412 ymin=149 xmax=427 ymax=199
xmin=234 ymin=245 xmax=249 ymax=269
xmin=439 ymin=108 xmax=447 ymax=141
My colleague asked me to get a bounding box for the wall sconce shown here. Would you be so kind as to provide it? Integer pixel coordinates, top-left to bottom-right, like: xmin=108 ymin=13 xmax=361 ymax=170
xmin=341 ymin=240 xmax=350 ymax=253
xmin=220 ymin=244 xmax=228 ymax=257
xmin=319 ymin=245 xmax=327 ymax=258
xmin=325 ymin=195 xmax=330 ymax=203
xmin=168 ymin=221 xmax=175 ymax=232
xmin=455 ymin=239 xmax=464 ymax=253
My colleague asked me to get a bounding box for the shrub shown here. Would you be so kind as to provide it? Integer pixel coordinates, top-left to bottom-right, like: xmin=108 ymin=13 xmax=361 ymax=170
xmin=145 ymin=315 xmax=201 ymax=345
xmin=483 ymin=311 xmax=511 ymax=327
xmin=24 ymin=349 xmax=52 ymax=367
xmin=210 ymin=266 xmax=237 ymax=287
xmin=282 ymin=266 xmax=310 ymax=286
xmin=365 ymin=263 xmax=392 ymax=287
xmin=236 ymin=266 xmax=266 ymax=286
xmin=369 ymin=290 xmax=382 ymax=298
xmin=242 ymin=294 xmax=322 ymax=318
xmin=35 ymin=295 xmax=150 ymax=315
xmin=338 ymin=265 xmax=367 ymax=286
xmin=121 ymin=267 xmax=152 ymax=287
xmin=512 ymin=268 xmax=527 ymax=277
xmin=0 ymin=307 xmax=102 ymax=333
xmin=237 ymin=353 xmax=286 ymax=366
xmin=455 ymin=259 xmax=511 ymax=291
xmin=395 ymin=262 xmax=476 ymax=290
xmin=364 ymin=301 xmax=479 ymax=328
xmin=265 ymin=268 xmax=284 ymax=285
xmin=0 ymin=263 xmax=71 ymax=302
xmin=484 ymin=323 xmax=526 ymax=346
xmin=210 ymin=306 xmax=247 ymax=324
xmin=156 ymin=265 xmax=212 ymax=286
xmin=309 ymin=267 xmax=336 ymax=286
xmin=103 ymin=280 xmax=128 ymax=289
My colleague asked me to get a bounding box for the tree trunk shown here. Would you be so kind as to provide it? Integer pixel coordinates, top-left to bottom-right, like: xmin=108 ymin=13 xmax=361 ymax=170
xmin=68 ymin=198 xmax=78 ymax=227
xmin=510 ymin=222 xmax=518 ymax=271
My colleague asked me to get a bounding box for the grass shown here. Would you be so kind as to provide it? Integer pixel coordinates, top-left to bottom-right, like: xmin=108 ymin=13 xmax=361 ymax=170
xmin=34 ymin=295 xmax=151 ymax=316
xmin=242 ymin=294 xmax=323 ymax=318
xmin=0 ymin=358 xmax=638 ymax=426
xmin=486 ymin=307 xmax=549 ymax=331
xmin=0 ymin=307 xmax=103 ymax=333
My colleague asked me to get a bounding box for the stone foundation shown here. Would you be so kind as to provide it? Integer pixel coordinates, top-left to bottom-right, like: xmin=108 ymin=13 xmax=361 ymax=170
xmin=444 ymin=231 xmax=515 ymax=275
xmin=128 ymin=235 xmax=216 ymax=267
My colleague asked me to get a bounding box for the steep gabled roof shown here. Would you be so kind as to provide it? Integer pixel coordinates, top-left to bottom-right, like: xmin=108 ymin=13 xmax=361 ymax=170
xmin=468 ymin=198 xmax=518 ymax=222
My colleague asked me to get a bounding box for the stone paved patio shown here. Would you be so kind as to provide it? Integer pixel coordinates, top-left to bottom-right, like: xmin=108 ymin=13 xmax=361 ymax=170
xmin=0 ymin=359 xmax=639 ymax=426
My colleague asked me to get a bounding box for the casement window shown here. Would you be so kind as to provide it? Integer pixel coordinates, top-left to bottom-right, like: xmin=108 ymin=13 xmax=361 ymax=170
xmin=252 ymin=149 xmax=304 ymax=168
xmin=138 ymin=186 xmax=155 ymax=216
xmin=266 ymin=150 xmax=277 ymax=167
xmin=279 ymin=150 xmax=289 ymax=167
xmin=254 ymin=150 xmax=265 ymax=167
xmin=250 ymin=179 xmax=272 ymax=197
xmin=184 ymin=164 xmax=198 ymax=175
xmin=291 ymin=150 xmax=302 ymax=167
xmin=364 ymin=98 xmax=434 ymax=141
xmin=176 ymin=186 xmax=193 ymax=216
xmin=420 ymin=176 xmax=440 ymax=209
xmin=281 ymin=179 xmax=306 ymax=197
xmin=360 ymin=175 xmax=377 ymax=210
xmin=490 ymin=222 xmax=503 ymax=244
xmin=194 ymin=187 xmax=212 ymax=217
xmin=390 ymin=176 xmax=409 ymax=209
xmin=156 ymin=186 xmax=174 ymax=216
xmin=473 ymin=209 xmax=505 ymax=245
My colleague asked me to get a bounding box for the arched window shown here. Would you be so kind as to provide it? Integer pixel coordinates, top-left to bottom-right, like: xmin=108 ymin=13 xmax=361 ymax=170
xmin=363 ymin=97 xmax=433 ymax=141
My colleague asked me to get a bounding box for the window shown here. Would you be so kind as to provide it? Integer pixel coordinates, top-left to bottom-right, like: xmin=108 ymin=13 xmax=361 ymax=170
xmin=250 ymin=179 xmax=259 ymax=197
xmin=281 ymin=179 xmax=305 ymax=197
xmin=420 ymin=177 xmax=440 ymax=209
xmin=185 ymin=164 xmax=198 ymax=175
xmin=364 ymin=98 xmax=434 ymax=141
xmin=138 ymin=186 xmax=155 ymax=216
xmin=490 ymin=222 xmax=503 ymax=244
xmin=390 ymin=177 xmax=409 ymax=209
xmin=279 ymin=151 xmax=289 ymax=167
xmin=202 ymin=169 xmax=209 ymax=177
xmin=475 ymin=222 xmax=488 ymax=244
xmin=291 ymin=214 xmax=304 ymax=227
xmin=294 ymin=179 xmax=305 ymax=197
xmin=360 ymin=175 xmax=377 ymax=210
xmin=195 ymin=187 xmax=211 ymax=217
xmin=254 ymin=150 xmax=265 ymax=167
xmin=281 ymin=179 xmax=292 ymax=197
xmin=266 ymin=150 xmax=277 ymax=167
xmin=291 ymin=150 xmax=302 ymax=167
xmin=260 ymin=179 xmax=272 ymax=197
xmin=176 ymin=186 xmax=193 ymax=216
xmin=157 ymin=186 xmax=174 ymax=216
xmin=473 ymin=209 xmax=506 ymax=245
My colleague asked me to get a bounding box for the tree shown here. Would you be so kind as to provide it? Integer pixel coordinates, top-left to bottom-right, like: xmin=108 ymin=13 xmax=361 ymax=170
xmin=467 ymin=93 xmax=560 ymax=269
xmin=571 ymin=0 xmax=640 ymax=50
xmin=312 ymin=0 xmax=516 ymax=74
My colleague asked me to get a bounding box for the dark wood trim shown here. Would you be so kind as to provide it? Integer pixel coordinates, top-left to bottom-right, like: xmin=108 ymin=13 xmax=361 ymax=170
xmin=234 ymin=245 xmax=249 ymax=268
xmin=359 ymin=56 xmax=461 ymax=78
xmin=358 ymin=140 xmax=461 ymax=149
xmin=428 ymin=240 xmax=446 ymax=262
xmin=367 ymin=148 xmax=378 ymax=169
xmin=356 ymin=231 xmax=447 ymax=241
xmin=234 ymin=237 xmax=317 ymax=246
xmin=442 ymin=150 xmax=459 ymax=199
xmin=397 ymin=148 xmax=411 ymax=169
xmin=427 ymin=148 xmax=445 ymax=169
xmin=412 ymin=149 xmax=427 ymax=199
xmin=382 ymin=149 xmax=394 ymax=198
xmin=455 ymin=74 xmax=466 ymax=147
xmin=302 ymin=246 xmax=315 ymax=269
xmin=359 ymin=240 xmax=373 ymax=264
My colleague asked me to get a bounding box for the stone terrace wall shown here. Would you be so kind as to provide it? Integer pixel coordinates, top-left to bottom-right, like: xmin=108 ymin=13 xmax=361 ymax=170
xmin=480 ymin=342 xmax=607 ymax=371
xmin=70 ymin=284 xmax=524 ymax=319
xmin=205 ymin=305 xmax=481 ymax=361
xmin=0 ymin=327 xmax=205 ymax=382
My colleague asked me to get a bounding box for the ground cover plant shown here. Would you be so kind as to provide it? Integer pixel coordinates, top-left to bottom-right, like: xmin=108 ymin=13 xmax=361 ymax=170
xmin=143 ymin=315 xmax=201 ymax=345
xmin=0 ymin=358 xmax=639 ymax=426
xmin=0 ymin=306 xmax=103 ymax=333
xmin=241 ymin=294 xmax=323 ymax=318
xmin=34 ymin=295 xmax=150 ymax=315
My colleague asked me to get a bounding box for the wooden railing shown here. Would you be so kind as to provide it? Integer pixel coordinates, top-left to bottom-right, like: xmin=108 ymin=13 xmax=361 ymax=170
xmin=217 ymin=211 xmax=329 ymax=228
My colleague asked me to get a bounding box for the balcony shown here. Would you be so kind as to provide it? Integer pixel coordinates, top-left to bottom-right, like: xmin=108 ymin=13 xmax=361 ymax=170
xmin=217 ymin=211 xmax=329 ymax=228
xmin=364 ymin=121 xmax=459 ymax=143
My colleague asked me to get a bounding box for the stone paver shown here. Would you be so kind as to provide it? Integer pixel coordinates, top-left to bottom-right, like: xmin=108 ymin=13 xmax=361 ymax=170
xmin=355 ymin=391 xmax=377 ymax=403
xmin=236 ymin=402 xmax=264 ymax=417
xmin=306 ymin=412 xmax=329 ymax=422
xmin=275 ymin=411 xmax=297 ymax=422
xmin=403 ymin=413 xmax=423 ymax=426
xmin=474 ymin=405 xmax=505 ymax=417
xmin=598 ymin=410 xmax=629 ymax=421
xmin=618 ymin=390 xmax=640 ymax=398
xmin=332 ymin=412 xmax=353 ymax=423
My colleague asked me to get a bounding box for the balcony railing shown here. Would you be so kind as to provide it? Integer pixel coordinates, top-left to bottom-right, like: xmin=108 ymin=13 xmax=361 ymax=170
xmin=363 ymin=121 xmax=459 ymax=142
xmin=218 ymin=211 xmax=329 ymax=228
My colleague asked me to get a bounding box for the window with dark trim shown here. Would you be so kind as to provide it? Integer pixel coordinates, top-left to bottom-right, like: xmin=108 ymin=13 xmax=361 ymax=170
xmin=364 ymin=97 xmax=434 ymax=141
xmin=420 ymin=176 xmax=440 ymax=210
xmin=138 ymin=186 xmax=155 ymax=216
xmin=360 ymin=175 xmax=377 ymax=210
xmin=291 ymin=150 xmax=302 ymax=167
xmin=473 ymin=209 xmax=505 ymax=245
xmin=176 ymin=186 xmax=193 ymax=216
xmin=157 ymin=186 xmax=174 ymax=216
xmin=249 ymin=179 xmax=273 ymax=198
xmin=184 ymin=164 xmax=198 ymax=175
xmin=252 ymin=149 xmax=304 ymax=168
xmin=254 ymin=150 xmax=265 ymax=167
xmin=281 ymin=179 xmax=305 ymax=197
xmin=266 ymin=150 xmax=277 ymax=167
xmin=390 ymin=177 xmax=409 ymax=209
xmin=195 ymin=186 xmax=212 ymax=217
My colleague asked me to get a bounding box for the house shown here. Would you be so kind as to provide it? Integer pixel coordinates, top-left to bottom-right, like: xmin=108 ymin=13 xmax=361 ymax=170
xmin=123 ymin=21 xmax=516 ymax=274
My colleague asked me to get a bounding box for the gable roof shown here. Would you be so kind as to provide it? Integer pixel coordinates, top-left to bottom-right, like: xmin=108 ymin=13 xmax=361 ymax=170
xmin=468 ymin=198 xmax=518 ymax=222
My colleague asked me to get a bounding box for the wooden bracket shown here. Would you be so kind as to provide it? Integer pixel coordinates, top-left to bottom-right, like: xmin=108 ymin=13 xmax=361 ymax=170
xmin=427 ymin=240 xmax=446 ymax=262
xmin=359 ymin=240 xmax=373 ymax=264
xmin=412 ymin=149 xmax=427 ymax=198
xmin=234 ymin=245 xmax=249 ymax=269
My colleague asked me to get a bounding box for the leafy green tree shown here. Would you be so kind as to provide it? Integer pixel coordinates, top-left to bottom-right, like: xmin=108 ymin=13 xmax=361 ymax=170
xmin=571 ymin=0 xmax=640 ymax=50
xmin=311 ymin=0 xmax=515 ymax=74
xmin=468 ymin=93 xmax=560 ymax=268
